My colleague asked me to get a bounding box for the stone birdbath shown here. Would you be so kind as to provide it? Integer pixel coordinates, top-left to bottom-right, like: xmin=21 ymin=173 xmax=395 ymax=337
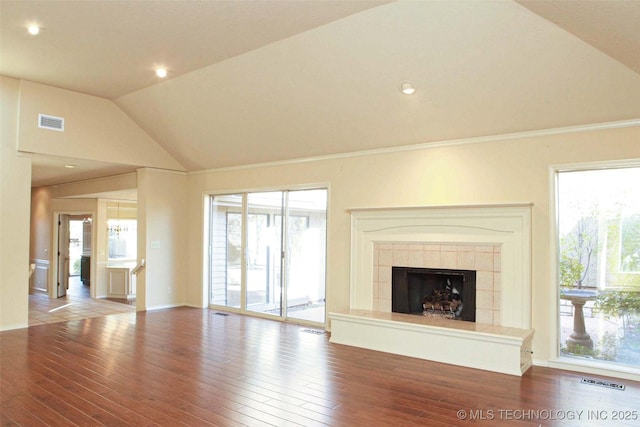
xmin=560 ymin=289 xmax=598 ymax=351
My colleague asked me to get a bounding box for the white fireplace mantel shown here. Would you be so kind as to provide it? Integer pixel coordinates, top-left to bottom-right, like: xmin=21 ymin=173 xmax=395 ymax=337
xmin=348 ymin=203 xmax=532 ymax=329
xmin=331 ymin=204 xmax=534 ymax=375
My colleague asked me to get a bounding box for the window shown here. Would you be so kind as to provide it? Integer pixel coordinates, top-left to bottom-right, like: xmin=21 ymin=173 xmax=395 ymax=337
xmin=208 ymin=194 xmax=242 ymax=308
xmin=557 ymin=167 xmax=640 ymax=367
xmin=107 ymin=202 xmax=137 ymax=261
xmin=108 ymin=219 xmax=137 ymax=260
xmin=620 ymin=215 xmax=640 ymax=273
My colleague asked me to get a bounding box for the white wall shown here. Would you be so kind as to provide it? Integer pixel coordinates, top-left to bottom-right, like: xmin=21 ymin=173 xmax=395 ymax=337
xmin=186 ymin=124 xmax=640 ymax=364
xmin=1 ymin=76 xmax=33 ymax=331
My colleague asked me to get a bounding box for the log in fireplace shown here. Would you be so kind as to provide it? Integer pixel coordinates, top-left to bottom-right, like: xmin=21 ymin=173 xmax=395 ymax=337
xmin=391 ymin=267 xmax=476 ymax=322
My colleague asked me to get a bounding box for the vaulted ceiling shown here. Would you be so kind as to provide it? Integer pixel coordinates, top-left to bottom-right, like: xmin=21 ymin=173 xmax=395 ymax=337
xmin=2 ymin=0 xmax=639 ymax=185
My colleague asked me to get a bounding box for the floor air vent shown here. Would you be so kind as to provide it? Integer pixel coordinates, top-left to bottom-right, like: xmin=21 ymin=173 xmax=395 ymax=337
xmin=581 ymin=377 xmax=625 ymax=391
xmin=38 ymin=114 xmax=64 ymax=131
xmin=213 ymin=312 xmax=229 ymax=316
xmin=301 ymin=329 xmax=326 ymax=335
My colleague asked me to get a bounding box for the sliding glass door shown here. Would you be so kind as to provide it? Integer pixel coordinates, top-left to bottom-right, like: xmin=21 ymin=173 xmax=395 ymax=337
xmin=208 ymin=188 xmax=327 ymax=324
xmin=208 ymin=194 xmax=242 ymax=308
xmin=246 ymin=192 xmax=284 ymax=316
xmin=285 ymin=189 xmax=327 ymax=322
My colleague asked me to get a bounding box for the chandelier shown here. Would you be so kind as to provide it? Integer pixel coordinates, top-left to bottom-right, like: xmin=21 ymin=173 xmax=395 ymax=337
xmin=108 ymin=202 xmax=128 ymax=238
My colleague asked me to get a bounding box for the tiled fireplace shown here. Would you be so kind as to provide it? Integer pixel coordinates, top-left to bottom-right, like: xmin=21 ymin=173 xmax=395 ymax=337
xmin=347 ymin=203 xmax=532 ymax=330
xmin=329 ymin=204 xmax=535 ymax=375
xmin=374 ymin=243 xmax=500 ymax=324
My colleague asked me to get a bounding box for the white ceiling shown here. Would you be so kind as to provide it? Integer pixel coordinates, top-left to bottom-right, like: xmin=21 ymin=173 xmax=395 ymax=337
xmin=516 ymin=0 xmax=640 ymax=75
xmin=29 ymin=154 xmax=138 ymax=188
xmin=2 ymin=0 xmax=639 ymax=185
xmin=1 ymin=0 xmax=387 ymax=99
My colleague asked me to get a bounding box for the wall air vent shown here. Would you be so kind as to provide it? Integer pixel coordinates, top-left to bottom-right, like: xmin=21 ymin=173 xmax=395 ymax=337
xmin=38 ymin=114 xmax=64 ymax=131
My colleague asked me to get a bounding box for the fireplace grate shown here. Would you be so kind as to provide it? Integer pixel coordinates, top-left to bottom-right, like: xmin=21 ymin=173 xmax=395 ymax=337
xmin=422 ymin=308 xmax=456 ymax=320
xmin=580 ymin=377 xmax=625 ymax=391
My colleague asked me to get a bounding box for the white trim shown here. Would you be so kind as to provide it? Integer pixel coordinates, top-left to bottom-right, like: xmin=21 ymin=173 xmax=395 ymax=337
xmin=548 ymin=357 xmax=640 ymax=382
xmin=201 ymin=182 xmax=331 ymax=199
xmin=189 ymin=119 xmax=640 ymax=174
xmin=553 ymin=158 xmax=640 ymax=173
xmin=347 ymin=202 xmax=532 ymax=213
xmin=185 ymin=303 xmax=207 ymax=309
xmin=548 ymin=166 xmax=561 ymax=362
xmin=136 ymin=167 xmax=187 ymax=176
xmin=146 ymin=303 xmax=183 ymax=311
xmin=533 ymin=358 xmax=549 ymax=368
xmin=200 ymin=192 xmax=210 ymax=309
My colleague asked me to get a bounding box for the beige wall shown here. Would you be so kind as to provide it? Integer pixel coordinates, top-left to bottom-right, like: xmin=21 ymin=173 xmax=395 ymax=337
xmin=1 ymin=76 xmax=32 ymax=331
xmin=137 ymin=168 xmax=188 ymax=310
xmin=46 ymin=173 xmax=137 ymax=199
xmin=186 ymin=124 xmax=640 ymax=363
xmin=30 ymin=188 xmax=53 ymax=263
xmin=29 ymin=187 xmax=55 ymax=296
xmin=17 ymin=80 xmax=184 ymax=171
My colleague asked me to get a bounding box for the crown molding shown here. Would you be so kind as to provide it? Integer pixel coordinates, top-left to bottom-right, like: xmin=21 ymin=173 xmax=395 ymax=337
xmin=189 ymin=119 xmax=640 ymax=175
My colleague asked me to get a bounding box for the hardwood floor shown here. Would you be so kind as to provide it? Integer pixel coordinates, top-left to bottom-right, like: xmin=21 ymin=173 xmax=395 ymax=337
xmin=1 ymin=308 xmax=638 ymax=426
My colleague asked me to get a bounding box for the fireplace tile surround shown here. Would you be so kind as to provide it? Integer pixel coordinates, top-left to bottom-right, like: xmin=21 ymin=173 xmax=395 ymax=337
xmin=373 ymin=243 xmax=501 ymax=324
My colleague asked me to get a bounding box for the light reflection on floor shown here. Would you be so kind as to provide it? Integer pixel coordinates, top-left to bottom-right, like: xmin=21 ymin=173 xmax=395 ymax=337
xmin=29 ymin=276 xmax=135 ymax=326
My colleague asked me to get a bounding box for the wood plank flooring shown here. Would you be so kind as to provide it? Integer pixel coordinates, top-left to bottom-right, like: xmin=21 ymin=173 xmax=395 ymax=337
xmin=1 ymin=307 xmax=638 ymax=426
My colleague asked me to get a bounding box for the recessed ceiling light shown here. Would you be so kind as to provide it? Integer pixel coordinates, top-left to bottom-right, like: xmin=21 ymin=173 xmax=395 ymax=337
xmin=64 ymin=164 xmax=76 ymax=169
xmin=27 ymin=24 xmax=40 ymax=35
xmin=400 ymin=81 xmax=416 ymax=95
xmin=155 ymin=67 xmax=168 ymax=78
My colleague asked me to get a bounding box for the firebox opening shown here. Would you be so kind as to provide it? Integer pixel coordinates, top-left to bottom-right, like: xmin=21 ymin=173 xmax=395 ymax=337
xmin=392 ymin=267 xmax=476 ymax=322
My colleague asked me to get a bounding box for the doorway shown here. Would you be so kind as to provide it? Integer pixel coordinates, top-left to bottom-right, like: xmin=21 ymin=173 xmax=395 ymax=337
xmin=55 ymin=213 xmax=92 ymax=298
xmin=207 ymin=188 xmax=328 ymax=325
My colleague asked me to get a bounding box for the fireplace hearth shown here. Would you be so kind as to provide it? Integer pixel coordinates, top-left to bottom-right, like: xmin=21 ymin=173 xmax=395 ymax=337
xmin=392 ymin=267 xmax=476 ymax=321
